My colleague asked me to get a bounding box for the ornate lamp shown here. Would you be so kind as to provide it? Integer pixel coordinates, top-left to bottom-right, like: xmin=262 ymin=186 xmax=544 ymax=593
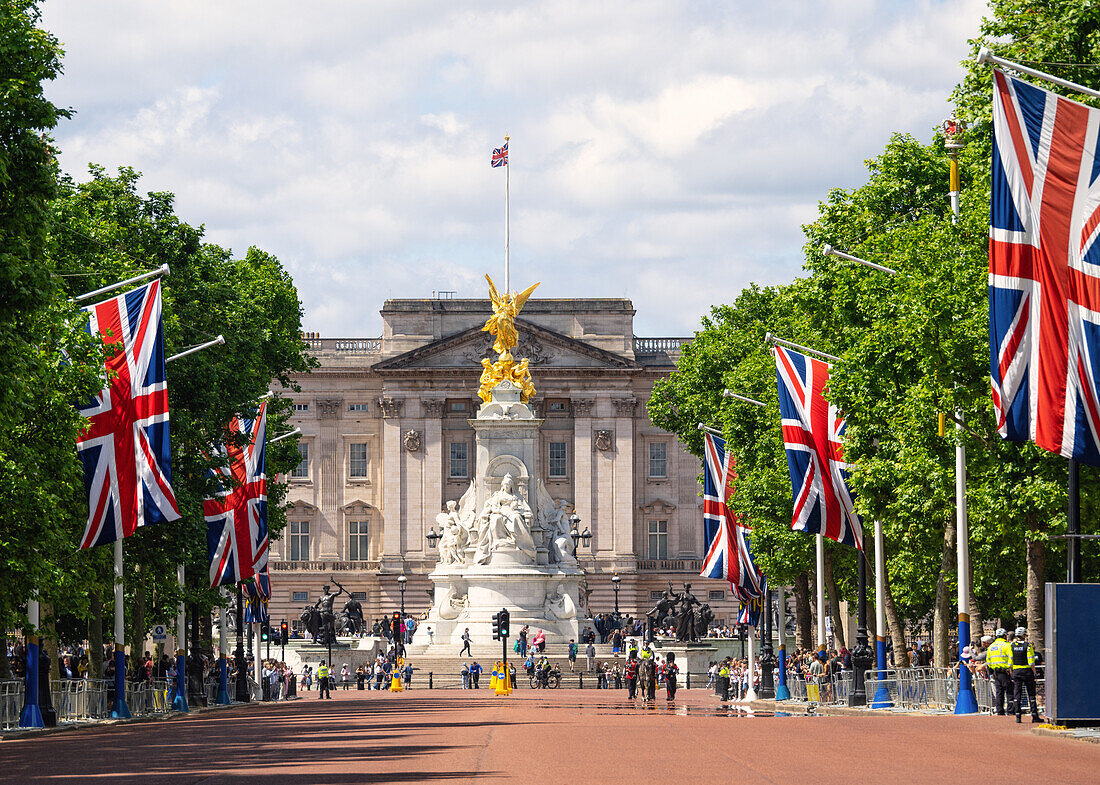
xmin=397 ymin=573 xmax=407 ymax=616
xmin=611 ymin=573 xmax=621 ymax=615
xmin=425 ymin=527 xmax=441 ymax=548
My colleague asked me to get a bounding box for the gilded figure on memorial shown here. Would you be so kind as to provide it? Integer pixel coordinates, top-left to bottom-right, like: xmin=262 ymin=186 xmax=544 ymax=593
xmin=478 ymin=275 xmax=540 ymax=403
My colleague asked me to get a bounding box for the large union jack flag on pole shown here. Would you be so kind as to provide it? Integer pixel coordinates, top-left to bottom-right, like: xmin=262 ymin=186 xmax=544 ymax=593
xmin=76 ymin=279 xmax=180 ymax=549
xmin=774 ymin=345 xmax=863 ymax=550
xmin=989 ymin=70 xmax=1100 ymax=464
xmin=205 ymin=401 xmax=269 ymax=587
xmin=700 ymin=432 xmax=765 ymax=600
xmin=491 ymin=141 xmax=508 ymax=167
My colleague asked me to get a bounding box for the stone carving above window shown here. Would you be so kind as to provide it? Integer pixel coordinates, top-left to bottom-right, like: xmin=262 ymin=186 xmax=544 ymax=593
xmin=317 ymin=399 xmax=343 ymax=419
xmin=571 ymin=398 xmax=595 ymax=417
xmin=421 ymin=399 xmax=446 ymax=418
xmin=612 ymin=397 xmax=637 ymax=417
xmin=377 ymin=396 xmax=403 ymax=418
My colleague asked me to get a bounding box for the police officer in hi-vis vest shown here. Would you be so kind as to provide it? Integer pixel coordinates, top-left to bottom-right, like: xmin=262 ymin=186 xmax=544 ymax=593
xmin=317 ymin=660 xmax=331 ymax=700
xmin=986 ymin=629 xmax=1012 ymax=715
xmin=1011 ymin=627 xmax=1041 ymax=723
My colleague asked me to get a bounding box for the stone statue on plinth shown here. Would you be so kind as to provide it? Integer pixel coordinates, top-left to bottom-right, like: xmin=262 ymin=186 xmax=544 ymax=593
xmin=674 ymin=583 xmax=701 ymax=642
xmin=473 ymin=474 xmax=536 ymax=564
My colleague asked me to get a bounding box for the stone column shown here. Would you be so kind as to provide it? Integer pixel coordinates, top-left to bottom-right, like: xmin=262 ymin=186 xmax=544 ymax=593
xmin=316 ymin=398 xmax=343 ymax=558
xmin=571 ymin=397 xmax=595 ymax=552
xmin=379 ymin=395 xmax=404 ymax=571
xmin=611 ymin=397 xmax=637 ymax=563
xmin=422 ymin=399 xmax=445 ymax=556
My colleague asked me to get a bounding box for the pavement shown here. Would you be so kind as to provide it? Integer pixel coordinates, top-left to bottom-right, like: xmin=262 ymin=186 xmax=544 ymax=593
xmin=2 ymin=687 xmax=1099 ymax=784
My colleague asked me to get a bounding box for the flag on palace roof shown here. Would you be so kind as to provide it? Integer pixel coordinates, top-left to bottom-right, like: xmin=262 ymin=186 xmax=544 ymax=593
xmin=491 ymin=141 xmax=508 ymax=167
xmin=774 ymin=345 xmax=863 ymax=550
xmin=76 ymin=279 xmax=181 ymax=549
xmin=989 ymin=70 xmax=1100 ymax=465
xmin=205 ymin=400 xmax=269 ymax=587
xmin=699 ymin=432 xmax=765 ymax=600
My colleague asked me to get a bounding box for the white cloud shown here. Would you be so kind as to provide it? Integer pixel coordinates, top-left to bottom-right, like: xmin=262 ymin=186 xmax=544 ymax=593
xmin=41 ymin=0 xmax=990 ymax=338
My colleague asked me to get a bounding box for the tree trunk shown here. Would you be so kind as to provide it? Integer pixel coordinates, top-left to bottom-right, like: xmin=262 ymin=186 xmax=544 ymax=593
xmin=794 ymin=572 xmax=813 ymax=650
xmin=1025 ymin=513 xmax=1046 ymax=652
xmin=88 ymin=588 xmax=104 ymax=679
xmin=882 ymin=567 xmax=909 ymax=668
xmin=823 ymin=549 xmax=846 ymax=649
xmin=933 ymin=515 xmax=956 ymax=668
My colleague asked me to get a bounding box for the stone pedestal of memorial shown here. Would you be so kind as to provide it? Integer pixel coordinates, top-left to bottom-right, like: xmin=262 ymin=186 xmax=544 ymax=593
xmin=414 ymin=381 xmax=583 ymax=647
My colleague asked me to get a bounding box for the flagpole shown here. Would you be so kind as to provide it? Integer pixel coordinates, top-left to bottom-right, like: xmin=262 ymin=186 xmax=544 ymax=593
xmin=743 ymin=621 xmax=759 ymax=702
xmin=977 ymin=48 xmax=1100 ymax=100
xmin=174 ymin=564 xmax=189 ymax=712
xmin=871 ymin=519 xmax=893 ymax=707
xmin=110 ymin=539 xmax=130 ymax=717
xmin=505 ymin=135 xmax=510 ymax=293
xmin=18 ymin=594 xmax=44 ymax=727
xmin=216 ymin=589 xmax=231 ymax=704
xmin=71 ymin=264 xmax=170 ymax=303
xmin=816 ymin=534 xmax=826 ymax=651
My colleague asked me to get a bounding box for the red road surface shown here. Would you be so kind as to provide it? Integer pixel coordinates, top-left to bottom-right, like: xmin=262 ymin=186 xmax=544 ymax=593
xmin=2 ymin=688 xmax=1097 ymax=784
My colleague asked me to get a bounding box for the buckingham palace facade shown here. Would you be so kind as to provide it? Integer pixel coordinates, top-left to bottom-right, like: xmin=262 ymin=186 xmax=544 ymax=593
xmin=268 ymin=296 xmax=740 ymax=629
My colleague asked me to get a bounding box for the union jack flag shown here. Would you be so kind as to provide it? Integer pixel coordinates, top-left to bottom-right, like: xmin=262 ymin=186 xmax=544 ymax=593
xmin=76 ymin=279 xmax=180 ymax=549
xmin=204 ymin=401 xmax=269 ymax=587
xmin=738 ymin=595 xmax=764 ymax=627
xmin=700 ymin=433 xmax=765 ymax=600
xmin=243 ymin=565 xmax=270 ymax=624
xmin=989 ymin=70 xmax=1100 ymax=464
xmin=774 ymin=345 xmax=863 ymax=550
xmin=491 ymin=141 xmax=508 ymax=167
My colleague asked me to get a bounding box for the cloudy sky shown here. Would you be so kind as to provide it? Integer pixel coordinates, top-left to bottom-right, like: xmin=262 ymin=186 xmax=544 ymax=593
xmin=41 ymin=0 xmax=989 ymax=338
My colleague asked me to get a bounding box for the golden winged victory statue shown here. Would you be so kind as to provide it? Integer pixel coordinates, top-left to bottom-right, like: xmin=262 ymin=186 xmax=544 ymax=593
xmin=478 ymin=274 xmax=540 ymax=403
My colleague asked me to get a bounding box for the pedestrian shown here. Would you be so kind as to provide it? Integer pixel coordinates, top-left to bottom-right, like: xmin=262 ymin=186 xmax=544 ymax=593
xmin=718 ymin=658 xmax=731 ymax=702
xmin=665 ymin=653 xmax=679 ymax=701
xmin=586 ymin=641 xmax=596 ymax=672
xmin=460 ymin=628 xmax=472 ymax=656
xmin=987 ymin=628 xmax=1012 ymax=715
xmin=302 ymin=664 xmax=313 ymax=691
xmin=1010 ymin=627 xmax=1041 ymax=723
xmin=567 ymin=639 xmax=577 ymax=672
xmin=356 ymin=665 xmax=366 ymax=690
xmin=317 ymin=660 xmax=331 ymax=699
xmin=461 ymin=661 xmax=470 ymax=689
xmin=403 ymin=661 xmax=413 ymax=689
xmin=519 ymin=626 xmax=529 ymax=657
xmin=470 ymin=660 xmax=482 ymax=688
xmin=341 ymin=663 xmax=351 ymax=690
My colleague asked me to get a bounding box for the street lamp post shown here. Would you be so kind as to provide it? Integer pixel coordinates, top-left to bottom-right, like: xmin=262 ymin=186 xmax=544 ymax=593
xmin=398 ymin=573 xmax=407 ymax=617
xmin=849 ymin=556 xmax=873 ymax=706
xmin=611 ymin=573 xmax=621 ymax=616
xmin=758 ymin=589 xmax=776 ymax=699
xmin=234 ymin=585 xmax=249 ymax=702
xmin=425 ymin=527 xmax=441 ymax=549
xmin=569 ymin=512 xmax=591 ymax=557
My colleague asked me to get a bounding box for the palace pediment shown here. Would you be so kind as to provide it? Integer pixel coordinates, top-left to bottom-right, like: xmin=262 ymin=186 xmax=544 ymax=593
xmin=372 ymin=319 xmax=641 ymax=372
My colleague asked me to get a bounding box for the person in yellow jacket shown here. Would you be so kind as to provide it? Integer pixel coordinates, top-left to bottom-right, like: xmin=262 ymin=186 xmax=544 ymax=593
xmin=1010 ymin=627 xmax=1041 ymax=723
xmin=317 ymin=661 xmax=331 ymax=700
xmin=986 ymin=629 xmax=1012 ymax=715
xmin=717 ymin=658 xmax=731 ymax=702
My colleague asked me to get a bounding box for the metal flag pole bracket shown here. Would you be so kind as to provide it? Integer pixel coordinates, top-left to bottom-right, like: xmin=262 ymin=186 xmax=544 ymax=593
xmin=977 ymin=48 xmax=1100 ymax=100
xmin=166 ymin=335 xmax=225 ymax=364
xmin=822 ymin=245 xmax=899 ymax=275
xmin=269 ymin=427 xmax=302 ymax=445
xmin=71 ymin=263 xmax=170 ymax=303
xmin=722 ymin=390 xmax=766 ymax=407
xmin=764 ymin=333 xmax=841 ymax=363
xmin=696 ymin=423 xmax=723 ymax=436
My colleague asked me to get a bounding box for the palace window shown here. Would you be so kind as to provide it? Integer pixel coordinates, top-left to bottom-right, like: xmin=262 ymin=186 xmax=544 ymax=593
xmin=548 ymin=400 xmax=568 ymax=413
xmin=709 ymin=590 xmax=725 ymax=602
xmin=292 ymin=591 xmax=308 ymax=603
xmin=348 ymin=443 xmax=369 ymax=477
xmin=648 ymin=442 xmax=668 ymax=479
xmin=293 ymin=403 xmax=309 ymax=412
xmin=647 ymin=519 xmax=668 ymax=560
xmin=289 ymin=521 xmax=310 ymax=561
xmin=449 ymin=442 xmax=469 ymax=478
xmin=650 ymin=591 xmax=664 ymax=601
xmin=448 ymin=400 xmax=468 ymax=414
xmin=548 ymin=441 xmax=568 ymax=478
xmin=348 ymin=520 xmax=370 ymax=561
xmin=349 ymin=403 xmax=369 ymax=412
xmin=292 ymin=443 xmax=309 ymax=478
xmin=351 ymin=591 xmax=367 ymax=601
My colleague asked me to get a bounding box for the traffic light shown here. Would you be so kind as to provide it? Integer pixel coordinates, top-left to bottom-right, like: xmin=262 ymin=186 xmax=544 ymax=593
xmin=280 ymin=621 xmax=289 ymax=646
xmin=491 ymin=611 xmax=501 ymax=640
xmin=260 ymin=623 xmax=270 ymax=642
xmin=499 ymin=608 xmax=510 ymax=638
xmin=391 ymin=611 xmax=401 ymax=639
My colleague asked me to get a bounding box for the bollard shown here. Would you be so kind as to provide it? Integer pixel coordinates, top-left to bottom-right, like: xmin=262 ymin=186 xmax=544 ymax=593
xmin=429 ymin=672 xmax=433 ymax=690
xmin=288 ymin=674 xmax=297 ymax=698
xmin=578 ymin=673 xmax=583 ymax=689
xmin=686 ymin=671 xmax=691 ymax=690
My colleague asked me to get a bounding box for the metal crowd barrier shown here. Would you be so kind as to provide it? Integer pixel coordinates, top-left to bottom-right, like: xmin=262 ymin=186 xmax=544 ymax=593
xmin=861 ymin=668 xmax=1045 ymax=714
xmin=2 ymin=680 xmax=25 ymax=729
